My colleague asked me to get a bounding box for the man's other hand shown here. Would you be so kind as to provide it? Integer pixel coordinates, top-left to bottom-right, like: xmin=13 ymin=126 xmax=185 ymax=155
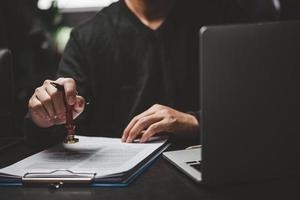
xmin=122 ymin=104 xmax=199 ymax=143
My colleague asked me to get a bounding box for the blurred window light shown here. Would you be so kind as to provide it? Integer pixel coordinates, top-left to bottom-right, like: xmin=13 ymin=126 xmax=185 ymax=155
xmin=38 ymin=0 xmax=53 ymax=10
xmin=38 ymin=0 xmax=119 ymax=12
xmin=272 ymin=0 xmax=281 ymax=11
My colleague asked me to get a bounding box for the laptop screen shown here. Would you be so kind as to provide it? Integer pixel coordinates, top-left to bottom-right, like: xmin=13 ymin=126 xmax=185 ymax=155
xmin=200 ymin=21 xmax=300 ymax=184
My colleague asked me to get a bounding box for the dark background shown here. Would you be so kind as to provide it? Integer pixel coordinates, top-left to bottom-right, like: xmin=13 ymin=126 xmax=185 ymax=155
xmin=0 ymin=0 xmax=300 ymax=141
xmin=1 ymin=1 xmax=300 ymax=198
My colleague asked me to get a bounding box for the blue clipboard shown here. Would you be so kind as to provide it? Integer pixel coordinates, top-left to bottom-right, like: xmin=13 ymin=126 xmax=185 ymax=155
xmin=0 ymin=144 xmax=170 ymax=188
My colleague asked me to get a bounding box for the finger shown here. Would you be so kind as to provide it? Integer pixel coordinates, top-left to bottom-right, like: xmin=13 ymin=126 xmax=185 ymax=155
xmin=44 ymin=82 xmax=65 ymax=118
xmin=125 ymin=115 xmax=163 ymax=143
xmin=140 ymin=120 xmax=168 ymax=143
xmin=35 ymin=87 xmax=56 ymax=119
xmin=57 ymin=78 xmax=77 ymax=105
xmin=122 ymin=108 xmax=157 ymax=142
xmin=29 ymin=96 xmax=51 ymax=121
xmin=73 ymin=95 xmax=86 ymax=119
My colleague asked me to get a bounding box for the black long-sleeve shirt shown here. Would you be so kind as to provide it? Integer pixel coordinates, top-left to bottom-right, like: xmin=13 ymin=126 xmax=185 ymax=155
xmin=25 ymin=0 xmax=266 ymax=145
xmin=57 ymin=0 xmax=206 ymax=137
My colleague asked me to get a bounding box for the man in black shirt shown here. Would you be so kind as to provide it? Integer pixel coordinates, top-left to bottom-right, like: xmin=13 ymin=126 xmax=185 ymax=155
xmin=28 ymin=0 xmax=203 ymax=143
xmin=27 ymin=0 xmax=268 ymax=144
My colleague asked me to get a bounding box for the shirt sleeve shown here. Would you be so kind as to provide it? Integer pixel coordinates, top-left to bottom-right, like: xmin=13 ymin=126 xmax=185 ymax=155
xmin=188 ymin=110 xmax=201 ymax=124
xmin=57 ymin=29 xmax=90 ymax=100
xmin=24 ymin=113 xmax=66 ymax=147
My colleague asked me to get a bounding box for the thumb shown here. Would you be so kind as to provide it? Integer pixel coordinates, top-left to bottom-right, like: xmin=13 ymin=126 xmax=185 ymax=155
xmin=56 ymin=78 xmax=77 ymax=105
xmin=73 ymin=95 xmax=86 ymax=119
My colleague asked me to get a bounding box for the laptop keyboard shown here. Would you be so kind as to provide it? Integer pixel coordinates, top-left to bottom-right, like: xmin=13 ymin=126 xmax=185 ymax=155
xmin=186 ymin=161 xmax=201 ymax=172
xmin=190 ymin=163 xmax=201 ymax=171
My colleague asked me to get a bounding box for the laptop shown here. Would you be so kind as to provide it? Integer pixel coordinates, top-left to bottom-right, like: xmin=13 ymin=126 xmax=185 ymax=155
xmin=163 ymin=20 xmax=300 ymax=184
xmin=0 ymin=49 xmax=21 ymax=151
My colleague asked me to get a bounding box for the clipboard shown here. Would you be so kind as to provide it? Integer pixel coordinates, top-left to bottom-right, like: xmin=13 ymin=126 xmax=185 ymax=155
xmin=0 ymin=143 xmax=169 ymax=188
xmin=22 ymin=170 xmax=96 ymax=185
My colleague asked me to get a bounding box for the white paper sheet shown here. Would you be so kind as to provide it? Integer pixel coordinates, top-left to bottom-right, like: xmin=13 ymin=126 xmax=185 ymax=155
xmin=0 ymin=136 xmax=166 ymax=179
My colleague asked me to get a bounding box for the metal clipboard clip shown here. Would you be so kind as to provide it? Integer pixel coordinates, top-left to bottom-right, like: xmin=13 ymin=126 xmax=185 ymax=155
xmin=22 ymin=170 xmax=96 ymax=188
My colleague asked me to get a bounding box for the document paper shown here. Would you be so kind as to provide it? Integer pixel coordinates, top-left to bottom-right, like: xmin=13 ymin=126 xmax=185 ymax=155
xmin=0 ymin=136 xmax=166 ymax=179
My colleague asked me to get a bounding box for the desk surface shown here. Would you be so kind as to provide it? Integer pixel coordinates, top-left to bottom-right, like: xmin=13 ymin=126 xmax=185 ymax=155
xmin=0 ymin=141 xmax=300 ymax=200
